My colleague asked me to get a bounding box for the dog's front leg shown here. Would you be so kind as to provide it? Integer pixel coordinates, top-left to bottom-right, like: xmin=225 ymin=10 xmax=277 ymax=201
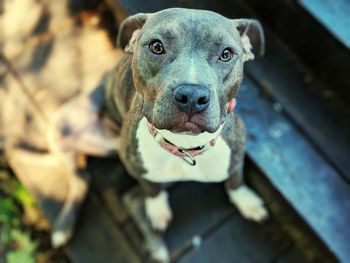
xmin=133 ymin=179 xmax=170 ymax=262
xmin=225 ymin=171 xmax=268 ymax=223
xmin=223 ymin=115 xmax=268 ymax=222
xmin=140 ymin=180 xmax=173 ymax=232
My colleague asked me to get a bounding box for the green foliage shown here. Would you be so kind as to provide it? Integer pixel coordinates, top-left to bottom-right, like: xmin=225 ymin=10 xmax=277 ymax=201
xmin=0 ymin=170 xmax=36 ymax=207
xmin=0 ymin=170 xmax=38 ymax=263
xmin=0 ymin=198 xmax=19 ymax=226
xmin=6 ymin=230 xmax=37 ymax=263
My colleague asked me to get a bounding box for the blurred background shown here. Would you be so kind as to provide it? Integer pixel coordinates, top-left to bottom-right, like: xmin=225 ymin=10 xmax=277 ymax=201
xmin=1 ymin=0 xmax=349 ymax=262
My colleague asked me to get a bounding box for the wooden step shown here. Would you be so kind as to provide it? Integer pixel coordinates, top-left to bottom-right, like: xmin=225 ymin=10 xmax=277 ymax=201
xmin=122 ymin=182 xmax=297 ymax=263
xmin=237 ymin=76 xmax=350 ymax=262
xmin=66 ymin=193 xmax=141 ymax=263
xmin=299 ymin=0 xmax=350 ymax=48
xmin=245 ymin=33 xmax=350 ymax=182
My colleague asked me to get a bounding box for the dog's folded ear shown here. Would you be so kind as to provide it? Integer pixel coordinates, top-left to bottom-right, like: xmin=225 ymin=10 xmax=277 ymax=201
xmin=117 ymin=13 xmax=152 ymax=53
xmin=233 ymin=19 xmax=265 ymax=60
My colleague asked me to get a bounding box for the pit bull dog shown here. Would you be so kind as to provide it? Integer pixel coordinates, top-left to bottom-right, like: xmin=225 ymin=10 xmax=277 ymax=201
xmin=50 ymin=7 xmax=268 ymax=262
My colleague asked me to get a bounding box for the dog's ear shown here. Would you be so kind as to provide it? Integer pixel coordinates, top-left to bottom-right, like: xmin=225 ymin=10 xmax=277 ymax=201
xmin=233 ymin=19 xmax=265 ymax=61
xmin=117 ymin=13 xmax=152 ymax=53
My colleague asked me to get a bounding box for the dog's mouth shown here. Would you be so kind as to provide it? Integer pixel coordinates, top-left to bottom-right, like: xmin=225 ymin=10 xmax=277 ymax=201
xmin=146 ymin=111 xmax=220 ymax=135
xmin=171 ymin=121 xmax=202 ymax=134
xmin=147 ymin=118 xmax=210 ymax=135
xmin=146 ymin=119 xmax=224 ymax=149
xmin=147 ymin=118 xmax=202 ymax=134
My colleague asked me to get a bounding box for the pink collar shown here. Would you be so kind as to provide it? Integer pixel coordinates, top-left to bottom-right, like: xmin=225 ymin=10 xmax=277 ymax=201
xmin=146 ymin=98 xmax=236 ymax=166
xmin=147 ymin=122 xmax=218 ymax=166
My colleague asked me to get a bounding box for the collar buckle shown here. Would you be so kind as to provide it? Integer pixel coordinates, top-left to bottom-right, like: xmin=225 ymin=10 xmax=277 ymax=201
xmin=178 ymin=149 xmax=197 ymax=166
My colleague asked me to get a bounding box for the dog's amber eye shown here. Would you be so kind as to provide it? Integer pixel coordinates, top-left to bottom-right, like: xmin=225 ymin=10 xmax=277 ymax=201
xmin=149 ymin=40 xmax=165 ymax=54
xmin=219 ymin=48 xmax=234 ymax=62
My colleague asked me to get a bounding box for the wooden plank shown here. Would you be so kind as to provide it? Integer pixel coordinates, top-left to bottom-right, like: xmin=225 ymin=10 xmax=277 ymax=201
xmin=178 ymin=216 xmax=290 ymax=263
xmin=66 ymin=194 xmax=141 ymax=263
xmin=246 ymin=164 xmax=337 ymax=262
xmin=245 ymin=34 xmax=350 ymax=182
xmin=229 ymin=0 xmax=350 ymax=125
xmin=165 ymin=182 xmax=236 ymax=251
xmin=277 ymin=246 xmax=310 ymax=263
xmin=101 ymin=187 xmax=130 ymax=224
xmin=236 ymin=78 xmax=350 ymax=262
xmin=123 ymin=221 xmax=144 ymax=258
xmin=298 ymin=0 xmax=350 ymax=48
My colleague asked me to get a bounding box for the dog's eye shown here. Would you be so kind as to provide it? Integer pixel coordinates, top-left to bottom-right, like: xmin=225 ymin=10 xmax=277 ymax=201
xmin=219 ymin=48 xmax=234 ymax=62
xmin=149 ymin=40 xmax=165 ymax=54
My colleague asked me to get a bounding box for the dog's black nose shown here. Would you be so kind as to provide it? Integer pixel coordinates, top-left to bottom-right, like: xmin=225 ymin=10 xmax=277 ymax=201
xmin=173 ymin=85 xmax=211 ymax=115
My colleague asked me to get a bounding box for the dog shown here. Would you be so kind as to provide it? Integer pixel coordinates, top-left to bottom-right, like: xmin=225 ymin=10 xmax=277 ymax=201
xmin=47 ymin=7 xmax=269 ymax=261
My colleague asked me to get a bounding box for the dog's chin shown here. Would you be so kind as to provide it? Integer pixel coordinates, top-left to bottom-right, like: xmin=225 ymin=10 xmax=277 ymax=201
xmin=149 ymin=121 xmax=202 ymax=135
xmin=148 ymin=120 xmax=220 ymax=135
xmin=147 ymin=118 xmax=225 ymax=149
xmin=170 ymin=122 xmax=202 ymax=134
xmin=146 ymin=109 xmax=223 ymax=134
xmin=146 ymin=110 xmax=222 ymax=135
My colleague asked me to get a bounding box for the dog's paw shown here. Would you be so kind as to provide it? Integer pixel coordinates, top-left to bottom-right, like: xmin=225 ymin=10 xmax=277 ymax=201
xmin=145 ymin=191 xmax=172 ymax=231
xmin=227 ymin=185 xmax=269 ymax=222
xmin=51 ymin=230 xmax=71 ymax=248
xmin=51 ymin=203 xmax=77 ymax=248
xmin=149 ymin=243 xmax=170 ymax=263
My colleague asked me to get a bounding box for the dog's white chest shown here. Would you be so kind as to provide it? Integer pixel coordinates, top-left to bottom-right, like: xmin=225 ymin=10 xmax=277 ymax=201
xmin=136 ymin=118 xmax=231 ymax=183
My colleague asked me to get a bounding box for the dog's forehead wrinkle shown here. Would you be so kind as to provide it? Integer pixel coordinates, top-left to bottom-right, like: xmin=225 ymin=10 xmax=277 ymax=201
xmin=142 ymin=26 xmax=179 ymax=42
xmin=143 ymin=9 xmax=235 ymax=47
xmin=158 ymin=29 xmax=177 ymax=40
xmin=156 ymin=8 xmax=229 ymax=24
xmin=187 ymin=22 xmax=233 ymax=49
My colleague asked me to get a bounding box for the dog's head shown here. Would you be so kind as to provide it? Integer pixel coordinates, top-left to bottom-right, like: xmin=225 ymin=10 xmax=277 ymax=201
xmin=118 ymin=8 xmax=264 ymax=134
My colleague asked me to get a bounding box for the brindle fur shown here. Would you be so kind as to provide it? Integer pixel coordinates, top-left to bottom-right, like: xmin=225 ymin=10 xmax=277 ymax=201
xmin=98 ymin=8 xmax=262 ymax=198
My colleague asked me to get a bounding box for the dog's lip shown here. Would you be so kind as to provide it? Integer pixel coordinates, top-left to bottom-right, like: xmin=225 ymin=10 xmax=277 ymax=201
xmin=147 ymin=119 xmax=202 ymax=134
xmin=149 ymin=119 xmax=226 ymax=149
xmin=179 ymin=122 xmax=202 ymax=133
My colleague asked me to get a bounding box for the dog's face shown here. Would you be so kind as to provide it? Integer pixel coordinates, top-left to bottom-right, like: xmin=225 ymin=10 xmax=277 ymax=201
xmin=118 ymin=8 xmax=264 ymax=134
